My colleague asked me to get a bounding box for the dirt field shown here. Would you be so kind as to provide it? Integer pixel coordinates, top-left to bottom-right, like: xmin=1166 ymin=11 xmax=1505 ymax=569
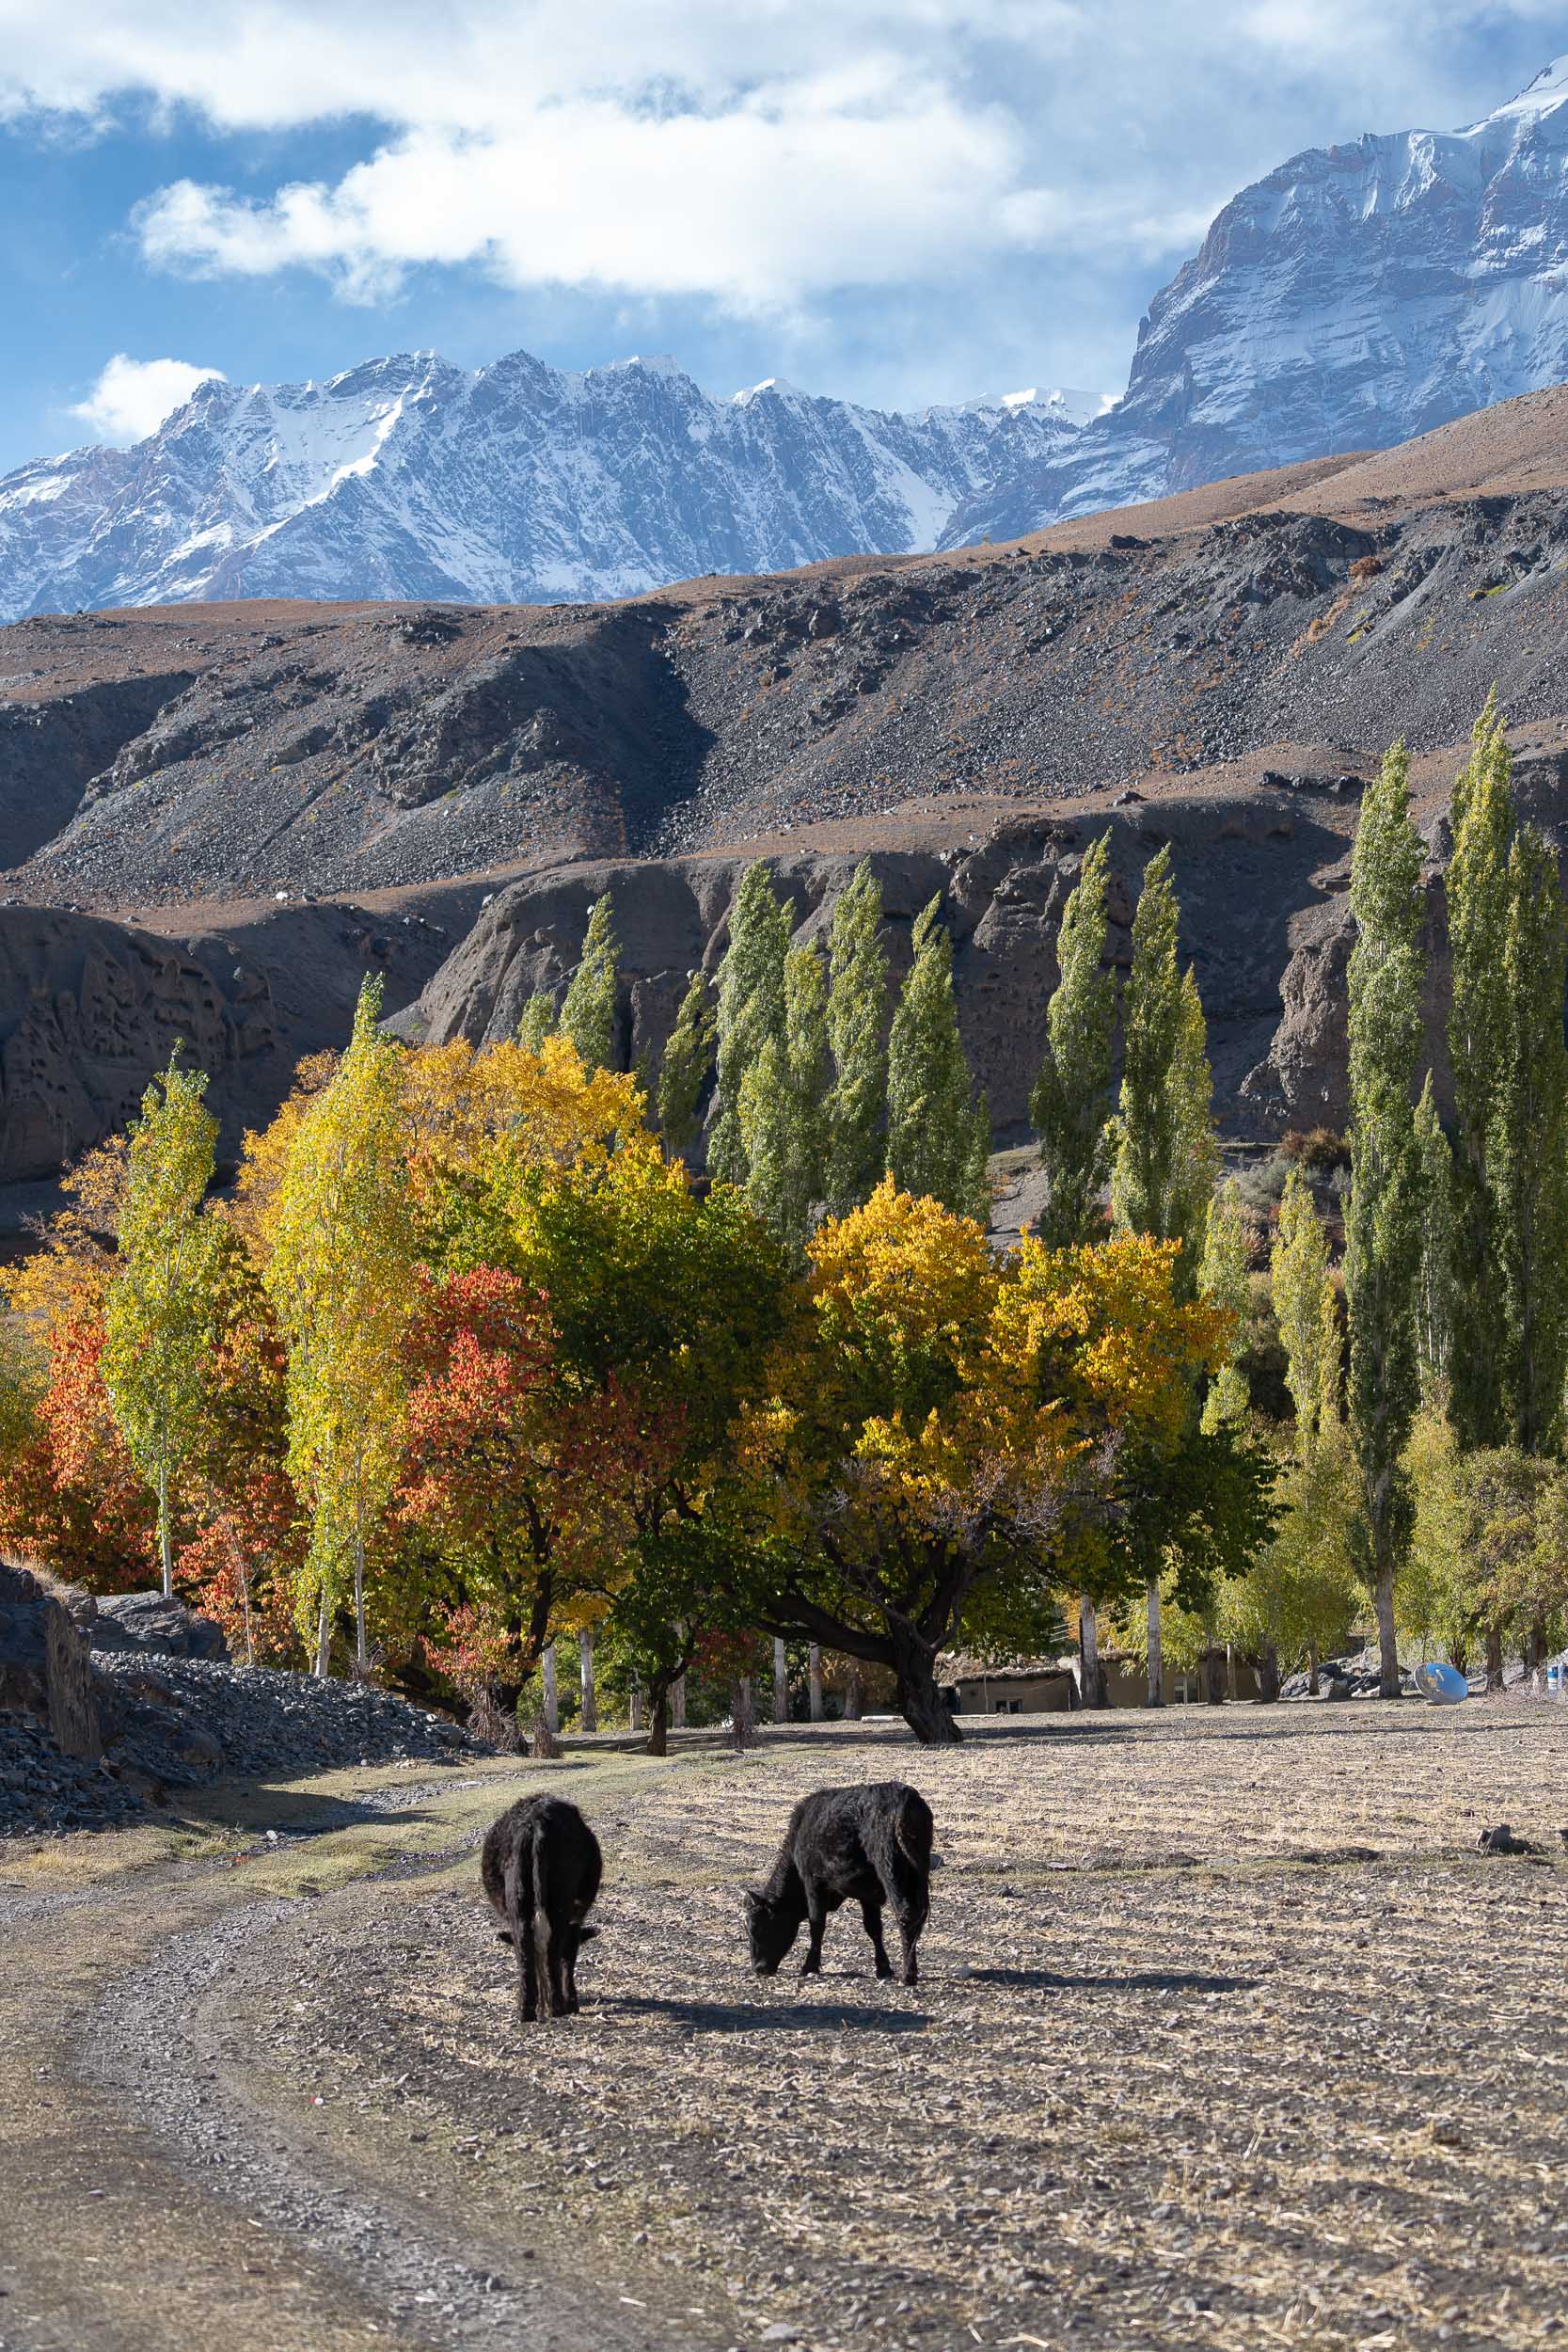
xmin=3 ymin=1704 xmax=1566 ymax=2352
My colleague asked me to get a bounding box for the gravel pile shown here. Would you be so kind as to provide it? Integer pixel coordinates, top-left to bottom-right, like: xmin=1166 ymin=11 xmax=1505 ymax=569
xmin=2 ymin=1658 xmax=482 ymax=1839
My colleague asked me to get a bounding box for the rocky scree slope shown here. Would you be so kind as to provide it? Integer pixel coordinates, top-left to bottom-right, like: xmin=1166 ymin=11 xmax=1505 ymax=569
xmin=0 ymin=352 xmax=1082 ymax=621
xmin=7 ymin=389 xmax=1568 ymax=908
xmin=948 ymin=56 xmax=1568 ymax=541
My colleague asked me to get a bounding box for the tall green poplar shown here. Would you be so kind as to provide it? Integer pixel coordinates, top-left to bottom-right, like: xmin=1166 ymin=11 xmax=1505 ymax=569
xmin=1445 ymin=695 xmax=1513 ymax=1446
xmin=1413 ymin=1075 xmax=1454 ymax=1406
xmin=885 ymin=896 xmax=989 ymax=1219
xmin=1110 ymin=849 xmax=1215 ymax=1298
xmin=657 ymin=968 xmax=716 ymax=1160
xmin=103 ymin=1056 xmax=225 ymax=1598
xmin=825 ymin=863 xmax=889 ymax=1215
xmin=517 ymin=993 xmax=556 ymax=1052
xmin=1198 ymin=1178 xmax=1250 ymax=1432
xmin=738 ymin=941 xmax=831 ymax=1248
xmin=1030 ymin=833 xmax=1117 ymax=1247
xmin=264 ymin=980 xmax=419 ymax=1676
xmin=1496 ymin=822 xmax=1568 ymax=1454
xmin=710 ymin=864 xmax=791 ymax=1189
xmin=560 ymin=892 xmax=619 ymax=1073
xmin=1344 ymin=741 xmax=1427 ymax=1698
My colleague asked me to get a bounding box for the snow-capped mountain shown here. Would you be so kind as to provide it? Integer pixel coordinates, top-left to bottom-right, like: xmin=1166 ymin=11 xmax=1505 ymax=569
xmin=942 ymin=55 xmax=1568 ymax=544
xmin=0 ymin=352 xmax=1083 ymax=621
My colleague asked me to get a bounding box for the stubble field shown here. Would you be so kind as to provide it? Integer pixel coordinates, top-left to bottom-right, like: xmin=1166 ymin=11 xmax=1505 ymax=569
xmin=235 ymin=1704 xmax=1568 ymax=2352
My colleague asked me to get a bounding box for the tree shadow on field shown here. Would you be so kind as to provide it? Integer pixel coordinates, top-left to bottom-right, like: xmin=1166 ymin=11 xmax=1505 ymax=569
xmin=971 ymin=1967 xmax=1258 ymax=1994
xmin=609 ymin=1993 xmax=928 ymax=2035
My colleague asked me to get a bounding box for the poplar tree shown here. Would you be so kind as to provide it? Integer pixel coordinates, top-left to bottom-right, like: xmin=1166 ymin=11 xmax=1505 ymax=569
xmin=739 ymin=943 xmax=831 ymax=1248
xmin=1110 ymin=847 xmax=1181 ymax=1239
xmin=1446 ymin=696 xmax=1513 ymax=1447
xmin=264 ymin=980 xmax=419 ymax=1676
xmin=1273 ymin=1169 xmax=1340 ymax=1444
xmin=517 ymin=993 xmax=556 ymax=1052
xmin=657 ymin=968 xmax=716 ymax=1160
xmin=1496 ymin=822 xmax=1568 ymax=1454
xmin=559 ymin=892 xmax=619 ymax=1073
xmin=710 ymin=864 xmax=791 ymax=1189
xmin=1030 ymin=833 xmax=1116 ymax=1247
xmin=103 ymin=1056 xmax=224 ymax=1598
xmin=1168 ymin=970 xmax=1221 ymax=1302
xmin=885 ymin=896 xmax=990 ymax=1220
xmin=1344 ymin=741 xmax=1426 ymax=1698
xmin=1413 ymin=1075 xmax=1454 ymax=1406
xmin=825 ymin=863 xmax=889 ymax=1215
xmin=1198 ymin=1178 xmax=1251 ymax=1432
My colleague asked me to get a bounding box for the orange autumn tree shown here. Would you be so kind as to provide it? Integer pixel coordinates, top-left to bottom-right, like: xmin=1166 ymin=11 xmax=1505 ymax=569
xmin=732 ymin=1180 xmax=1235 ymax=1743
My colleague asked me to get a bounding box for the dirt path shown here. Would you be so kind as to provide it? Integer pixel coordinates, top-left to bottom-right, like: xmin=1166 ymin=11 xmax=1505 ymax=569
xmin=3 ymin=1708 xmax=1567 ymax=2352
xmin=0 ymin=1760 xmax=732 ymax=2352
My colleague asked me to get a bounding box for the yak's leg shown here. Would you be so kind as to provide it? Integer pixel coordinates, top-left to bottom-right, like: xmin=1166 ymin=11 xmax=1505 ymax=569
xmin=799 ymin=1887 xmax=828 ymax=1977
xmin=860 ymin=1897 xmax=894 ymax=1979
xmin=562 ymin=1931 xmax=582 ymax=2015
xmin=544 ymin=1925 xmax=571 ymax=2018
xmin=517 ymin=1927 xmax=540 ymax=2023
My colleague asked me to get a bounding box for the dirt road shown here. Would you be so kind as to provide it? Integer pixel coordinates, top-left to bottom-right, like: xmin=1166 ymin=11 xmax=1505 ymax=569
xmin=2 ymin=1707 xmax=1567 ymax=2352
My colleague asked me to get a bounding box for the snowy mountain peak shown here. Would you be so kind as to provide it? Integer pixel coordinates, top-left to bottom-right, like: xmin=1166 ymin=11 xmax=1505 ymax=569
xmin=1488 ymin=55 xmax=1568 ymax=121
xmin=0 ymin=342 xmax=1081 ymax=620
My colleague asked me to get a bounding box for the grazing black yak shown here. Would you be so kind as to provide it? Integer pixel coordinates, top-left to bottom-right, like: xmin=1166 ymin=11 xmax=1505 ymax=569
xmin=482 ymin=1794 xmax=602 ymax=2022
xmin=746 ymin=1781 xmax=933 ymax=1986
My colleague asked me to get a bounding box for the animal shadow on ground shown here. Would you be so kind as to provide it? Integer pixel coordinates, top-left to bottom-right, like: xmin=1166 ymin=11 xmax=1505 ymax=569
xmin=971 ymin=1967 xmax=1259 ymax=1994
xmin=608 ymin=1993 xmax=928 ymax=2035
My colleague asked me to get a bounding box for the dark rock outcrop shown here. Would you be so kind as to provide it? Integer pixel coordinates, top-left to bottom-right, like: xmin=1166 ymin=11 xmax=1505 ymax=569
xmin=89 ymin=1591 xmax=230 ymax=1663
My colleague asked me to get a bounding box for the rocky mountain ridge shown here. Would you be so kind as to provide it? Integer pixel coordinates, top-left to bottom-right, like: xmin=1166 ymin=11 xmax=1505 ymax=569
xmin=950 ymin=56 xmax=1568 ymax=540
xmin=0 ymin=354 xmax=1081 ymax=623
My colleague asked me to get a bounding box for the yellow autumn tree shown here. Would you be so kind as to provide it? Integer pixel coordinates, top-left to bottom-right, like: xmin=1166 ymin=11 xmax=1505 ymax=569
xmin=262 ymin=982 xmax=419 ymax=1674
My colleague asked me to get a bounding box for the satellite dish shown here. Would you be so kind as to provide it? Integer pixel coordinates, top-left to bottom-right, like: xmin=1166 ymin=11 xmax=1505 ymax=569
xmin=1413 ymin=1661 xmax=1468 ymax=1705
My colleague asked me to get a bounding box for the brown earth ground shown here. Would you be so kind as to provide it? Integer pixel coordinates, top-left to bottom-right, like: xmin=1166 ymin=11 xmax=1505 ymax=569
xmin=3 ymin=1704 xmax=1567 ymax=2352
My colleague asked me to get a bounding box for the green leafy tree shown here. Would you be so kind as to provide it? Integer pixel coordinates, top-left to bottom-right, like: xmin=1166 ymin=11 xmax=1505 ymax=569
xmin=1413 ymin=1075 xmax=1454 ymax=1405
xmin=1344 ymin=741 xmax=1427 ymax=1697
xmin=1198 ymin=1178 xmax=1251 ymax=1433
xmin=103 ymin=1057 xmax=225 ymax=1598
xmin=264 ymin=980 xmax=420 ymax=1675
xmin=710 ymin=864 xmax=792 ymax=1189
xmin=657 ymin=968 xmax=716 ymax=1160
xmin=1495 ymin=822 xmax=1568 ymax=1454
xmin=885 ymin=896 xmax=989 ymax=1218
xmin=1110 ymin=846 xmax=1182 ymax=1247
xmin=1030 ymin=833 xmax=1117 ymax=1246
xmin=825 ymin=862 xmax=889 ymax=1215
xmin=559 ymin=892 xmax=619 ymax=1073
xmin=517 ymin=993 xmax=557 ymax=1052
xmin=1445 ymin=696 xmax=1513 ymax=1447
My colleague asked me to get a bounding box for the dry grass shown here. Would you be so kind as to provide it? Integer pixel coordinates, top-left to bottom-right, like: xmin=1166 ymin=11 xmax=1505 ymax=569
xmin=235 ymin=1704 xmax=1568 ymax=2352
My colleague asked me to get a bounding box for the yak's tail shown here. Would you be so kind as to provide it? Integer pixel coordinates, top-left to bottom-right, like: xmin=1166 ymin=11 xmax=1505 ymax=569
xmin=504 ymin=1842 xmax=531 ymax=2019
xmin=895 ymin=1788 xmax=935 ymax=1871
xmin=532 ymin=1837 xmax=554 ymax=2017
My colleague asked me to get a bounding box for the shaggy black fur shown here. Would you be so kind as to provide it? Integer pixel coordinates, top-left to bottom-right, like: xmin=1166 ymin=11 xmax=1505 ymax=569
xmin=482 ymin=1794 xmax=602 ymax=2022
xmin=746 ymin=1781 xmax=933 ymax=1986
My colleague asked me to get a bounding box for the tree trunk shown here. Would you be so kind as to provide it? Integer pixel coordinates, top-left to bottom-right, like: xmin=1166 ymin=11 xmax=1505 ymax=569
xmin=240 ymin=1560 xmax=255 ymax=1668
xmin=731 ymin=1677 xmax=754 ymax=1752
xmin=157 ymin=1461 xmax=174 ymax=1600
xmin=844 ymin=1672 xmax=864 ymax=1721
xmin=888 ymin=1621 xmax=961 ymax=1745
xmin=542 ymin=1641 xmax=559 ymax=1734
xmin=353 ymin=1535 xmax=369 ymax=1676
xmin=671 ymin=1671 xmax=687 ymax=1729
xmin=628 ymin=1682 xmax=643 ymax=1734
xmin=808 ymin=1644 xmax=824 ymax=1722
xmin=1145 ymin=1577 xmax=1163 ymax=1707
xmin=772 ymin=1637 xmax=789 ymax=1724
xmin=645 ymin=1679 xmax=671 ymax=1757
xmin=315 ymin=1583 xmax=332 ymax=1678
xmin=578 ymin=1629 xmax=596 ymax=1733
xmin=1375 ymin=1563 xmax=1401 ymax=1698
xmin=1078 ymin=1596 xmax=1105 ymax=1708
xmin=1307 ymin=1643 xmax=1320 ymax=1697
xmin=1257 ymin=1641 xmax=1280 ymax=1704
xmin=1484 ymin=1621 xmax=1505 ymax=1693
xmin=1203 ymin=1645 xmax=1227 ymax=1705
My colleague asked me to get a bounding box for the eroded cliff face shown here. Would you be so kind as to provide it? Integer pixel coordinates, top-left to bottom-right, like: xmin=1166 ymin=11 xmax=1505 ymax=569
xmin=397 ymin=781 xmax=1379 ymax=1148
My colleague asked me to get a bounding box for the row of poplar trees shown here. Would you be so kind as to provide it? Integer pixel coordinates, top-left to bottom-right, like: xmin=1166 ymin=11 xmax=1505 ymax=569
xmin=527 ymin=866 xmax=991 ymax=1238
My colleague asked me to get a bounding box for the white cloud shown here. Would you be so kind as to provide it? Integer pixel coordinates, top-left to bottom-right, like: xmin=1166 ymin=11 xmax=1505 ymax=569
xmin=71 ymin=353 xmax=225 ymax=443
xmin=3 ymin=2 xmax=1564 ymax=318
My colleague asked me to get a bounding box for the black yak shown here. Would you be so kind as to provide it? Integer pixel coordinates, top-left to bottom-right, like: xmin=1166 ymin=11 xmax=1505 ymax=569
xmin=746 ymin=1781 xmax=933 ymax=1986
xmin=482 ymin=1794 xmax=602 ymax=2022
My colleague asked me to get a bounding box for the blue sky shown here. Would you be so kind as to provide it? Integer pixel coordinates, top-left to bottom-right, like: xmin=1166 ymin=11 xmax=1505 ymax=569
xmin=0 ymin=3 xmax=1562 ymax=473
